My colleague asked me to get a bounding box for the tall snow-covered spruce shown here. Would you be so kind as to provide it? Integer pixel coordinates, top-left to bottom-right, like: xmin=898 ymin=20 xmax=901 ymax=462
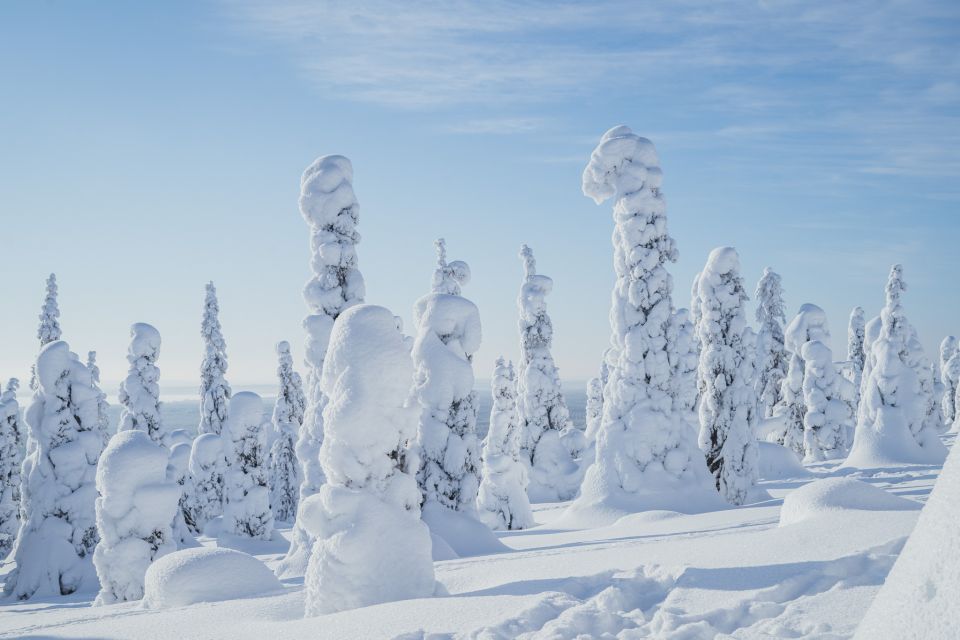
xmin=118 ymin=323 xmax=168 ymax=448
xmin=695 ymin=247 xmax=757 ymax=505
xmin=93 ymin=430 xmax=179 ymax=605
xmin=5 ymin=341 xmax=103 ymax=599
xmin=754 ymin=268 xmax=788 ymax=418
xmin=303 ymin=305 xmax=434 ymax=615
xmin=269 ymin=341 xmax=306 ymax=523
xmin=477 ymin=358 xmax=534 ymax=530
xmin=942 ymin=336 xmax=959 ymax=426
xmin=847 ymin=307 xmax=867 ymax=392
xmin=198 ymin=282 xmax=231 ymax=437
xmin=800 ymin=340 xmax=853 ymax=461
xmin=37 ymin=273 xmax=62 ymax=347
xmin=279 ymin=155 xmax=365 ymax=579
xmin=570 ymin=126 xmax=718 ymax=524
xmin=515 ymin=244 xmax=578 ymax=501
xmin=414 ymin=239 xmax=482 ymax=513
xmin=222 ymin=392 xmax=273 ymax=540
xmin=0 ymin=379 xmax=24 ymax=559
xmin=845 ymin=265 xmax=947 ymax=467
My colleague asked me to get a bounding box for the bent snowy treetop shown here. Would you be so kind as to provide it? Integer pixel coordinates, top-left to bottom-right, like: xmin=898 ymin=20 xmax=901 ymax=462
xmin=581 ymin=125 xmax=662 ymax=205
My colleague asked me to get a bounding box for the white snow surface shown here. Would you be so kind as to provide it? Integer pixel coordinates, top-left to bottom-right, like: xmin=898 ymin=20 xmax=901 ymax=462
xmin=779 ymin=477 xmax=919 ymax=526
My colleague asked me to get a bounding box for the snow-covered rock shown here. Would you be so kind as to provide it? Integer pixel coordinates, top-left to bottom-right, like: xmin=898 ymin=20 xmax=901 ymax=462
xmin=779 ymin=477 xmax=919 ymax=526
xmin=142 ymin=547 xmax=282 ymax=609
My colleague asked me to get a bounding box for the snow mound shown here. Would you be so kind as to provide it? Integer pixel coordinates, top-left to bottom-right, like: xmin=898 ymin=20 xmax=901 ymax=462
xmin=142 ymin=547 xmax=282 ymax=609
xmin=421 ymin=502 xmax=508 ymax=557
xmin=779 ymin=477 xmax=918 ymax=526
xmin=756 ymin=442 xmax=811 ymax=480
xmin=855 ymin=437 xmax=960 ymax=639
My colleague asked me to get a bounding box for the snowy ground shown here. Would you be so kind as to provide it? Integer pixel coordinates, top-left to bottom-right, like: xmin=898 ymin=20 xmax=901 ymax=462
xmin=0 ymin=435 xmax=949 ymax=639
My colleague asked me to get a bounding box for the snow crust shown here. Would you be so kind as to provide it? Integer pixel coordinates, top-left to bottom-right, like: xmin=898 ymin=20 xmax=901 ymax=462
xmin=779 ymin=477 xmax=919 ymax=526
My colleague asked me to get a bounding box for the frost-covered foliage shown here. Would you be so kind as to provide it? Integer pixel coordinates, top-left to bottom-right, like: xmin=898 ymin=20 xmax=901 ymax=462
xmin=269 ymin=341 xmax=305 ymax=523
xmin=754 ymin=268 xmax=789 ymax=419
xmin=846 ymin=265 xmax=947 ymax=467
xmin=414 ymin=240 xmax=482 ymax=512
xmin=222 ymin=392 xmax=273 ymax=540
xmin=584 ymin=358 xmax=609 ymax=443
xmin=185 ymin=433 xmax=225 ymax=534
xmin=198 ymin=282 xmax=231 ymax=437
xmin=93 ymin=430 xmax=179 ymax=605
xmin=515 ymin=244 xmax=578 ymax=502
xmin=0 ymin=379 xmax=24 ymax=559
xmin=118 ymin=323 xmax=167 ymax=448
xmin=86 ymin=352 xmax=111 ymax=441
xmin=303 ymin=305 xmax=434 ymax=615
xmin=800 ymin=341 xmax=852 ymax=461
xmin=573 ymin=126 xmax=717 ymax=519
xmin=773 ymin=304 xmax=830 ymax=457
xmin=6 ymin=341 xmax=103 ymax=599
xmin=37 ymin=273 xmax=61 ymax=346
xmin=281 ymin=155 xmax=366 ymax=579
xmin=670 ymin=309 xmax=699 ymax=416
xmin=847 ymin=307 xmax=866 ymax=392
xmin=694 ymin=247 xmax=757 ymax=506
xmin=942 ymin=336 xmax=960 ymax=426
xmin=477 ymin=358 xmax=534 ymax=530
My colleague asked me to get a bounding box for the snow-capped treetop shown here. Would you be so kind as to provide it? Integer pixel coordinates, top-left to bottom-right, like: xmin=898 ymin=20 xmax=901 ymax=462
xmin=37 ymin=273 xmax=61 ymax=346
xmin=581 ymin=125 xmax=662 ymax=205
xmin=199 ymin=282 xmax=231 ymax=436
xmin=431 ymin=238 xmax=471 ymax=296
xmin=881 ymin=264 xmax=907 ymax=345
xmin=201 ymin=282 xmax=228 ymax=357
xmin=848 ymin=307 xmax=866 ymax=372
xmin=755 ymin=268 xmax=785 ymax=328
xmin=784 ymin=303 xmax=830 ymax=354
xmin=118 ymin=323 xmax=166 ymax=447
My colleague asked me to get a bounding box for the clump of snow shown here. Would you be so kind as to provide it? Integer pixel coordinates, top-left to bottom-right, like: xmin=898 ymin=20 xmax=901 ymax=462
xmin=756 ymin=442 xmax=810 ymax=480
xmin=118 ymin=323 xmax=168 ymax=448
xmin=570 ymin=125 xmax=720 ymax=526
xmin=854 ymin=429 xmax=960 ymax=639
xmin=222 ymin=392 xmax=273 ymax=540
xmin=779 ymin=477 xmax=919 ymax=526
xmin=304 ymin=304 xmax=434 ymax=615
xmin=414 ymin=240 xmax=482 ymax=513
xmin=0 ymin=379 xmax=24 ymax=559
xmin=281 ymin=154 xmax=366 ymax=580
xmin=142 ymin=547 xmax=282 ymax=609
xmin=93 ymin=429 xmax=180 ymax=604
xmin=477 ymin=358 xmax=534 ymax=530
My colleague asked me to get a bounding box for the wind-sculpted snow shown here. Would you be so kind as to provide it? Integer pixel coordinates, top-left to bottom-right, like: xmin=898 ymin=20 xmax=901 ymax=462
xmin=118 ymin=323 xmax=167 ymax=448
xmin=222 ymin=392 xmax=273 ymax=540
xmin=304 ymin=304 xmax=434 ymax=615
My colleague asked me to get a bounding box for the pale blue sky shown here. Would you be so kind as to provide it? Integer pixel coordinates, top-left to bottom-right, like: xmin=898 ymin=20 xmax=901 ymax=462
xmin=1 ymin=1 xmax=957 ymax=390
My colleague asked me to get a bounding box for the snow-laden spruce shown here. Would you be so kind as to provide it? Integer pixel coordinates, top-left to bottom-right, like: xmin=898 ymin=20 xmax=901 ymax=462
xmin=167 ymin=442 xmax=197 ymax=543
xmin=269 ymin=341 xmax=306 ymax=523
xmin=199 ymin=282 xmax=231 ymax=437
xmin=184 ymin=433 xmax=226 ymax=534
xmin=754 ymin=268 xmax=789 ymax=418
xmin=942 ymin=336 xmax=959 ymax=426
xmin=222 ymin=392 xmax=273 ymax=540
xmin=0 ymin=379 xmax=23 ymax=559
xmin=118 ymin=323 xmax=168 ymax=448
xmin=847 ymin=307 xmax=866 ymax=393
xmin=846 ymin=265 xmax=947 ymax=467
xmin=414 ymin=238 xmax=482 ymax=513
xmin=303 ymin=305 xmax=434 ymax=615
xmin=37 ymin=273 xmax=62 ymax=346
xmin=694 ymin=247 xmax=757 ymax=505
xmin=772 ymin=304 xmax=830 ymax=457
xmin=670 ymin=308 xmax=699 ymax=416
xmin=800 ymin=340 xmax=853 ymax=461
xmin=584 ymin=356 xmax=610 ymax=443
xmin=477 ymin=358 xmax=534 ymax=530
xmin=86 ymin=351 xmax=112 ymax=442
xmin=571 ymin=126 xmax=718 ymax=522
xmin=907 ymin=326 xmax=943 ymax=439
xmin=280 ymin=154 xmax=366 ymax=579
xmin=5 ymin=341 xmax=103 ymax=599
xmin=93 ymin=430 xmax=180 ymax=604
xmin=515 ymin=244 xmax=579 ymax=502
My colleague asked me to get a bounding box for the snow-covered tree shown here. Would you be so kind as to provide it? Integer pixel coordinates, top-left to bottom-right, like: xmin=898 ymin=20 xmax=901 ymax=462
xmin=584 ymin=357 xmax=610 ymax=443
xmin=754 ymin=268 xmax=789 ymax=418
xmin=118 ymin=323 xmax=167 ymax=448
xmin=477 ymin=358 xmax=534 ymax=530
xmin=515 ymin=244 xmax=578 ymax=501
xmin=0 ymin=379 xmax=23 ymax=559
xmin=37 ymin=273 xmax=61 ymax=347
xmin=414 ymin=239 xmax=482 ymax=513
xmin=303 ymin=305 xmax=434 ymax=615
xmin=166 ymin=441 xmax=197 ymax=543
xmin=5 ymin=341 xmax=103 ymax=599
xmin=800 ymin=340 xmax=853 ymax=461
xmin=694 ymin=247 xmax=757 ymax=506
xmin=907 ymin=327 xmax=943 ymax=438
xmin=86 ymin=351 xmax=111 ymax=443
xmin=670 ymin=309 xmax=700 ymax=416
xmin=269 ymin=341 xmax=306 ymax=523
xmin=93 ymin=430 xmax=179 ymax=604
xmin=279 ymin=155 xmax=365 ymax=579
xmin=847 ymin=307 xmax=866 ymax=390
xmin=846 ymin=265 xmax=947 ymax=467
xmin=222 ymin=392 xmax=273 ymax=540
xmin=198 ymin=282 xmax=231 ymax=437
xmin=772 ymin=304 xmax=830 ymax=456
xmin=184 ymin=433 xmax=225 ymax=534
xmin=573 ymin=126 xmax=717 ymax=519
xmin=942 ymin=336 xmax=960 ymax=426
